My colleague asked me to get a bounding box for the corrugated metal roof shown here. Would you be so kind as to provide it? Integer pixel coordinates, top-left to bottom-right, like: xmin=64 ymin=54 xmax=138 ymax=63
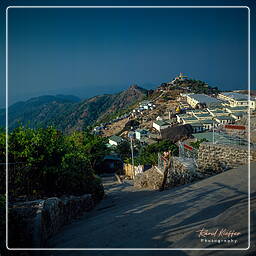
xmin=188 ymin=94 xmax=220 ymax=104
xmin=200 ymin=119 xmax=215 ymax=124
xmin=215 ymin=115 xmax=235 ymax=120
xmin=221 ymin=92 xmax=251 ymax=101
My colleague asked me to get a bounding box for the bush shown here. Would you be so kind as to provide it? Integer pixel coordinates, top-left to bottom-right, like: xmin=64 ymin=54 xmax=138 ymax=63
xmin=0 ymin=194 xmax=5 ymax=255
xmin=0 ymin=126 xmax=109 ymax=201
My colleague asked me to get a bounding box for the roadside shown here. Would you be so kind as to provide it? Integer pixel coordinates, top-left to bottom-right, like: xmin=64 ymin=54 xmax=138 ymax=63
xmin=46 ymin=163 xmax=255 ymax=255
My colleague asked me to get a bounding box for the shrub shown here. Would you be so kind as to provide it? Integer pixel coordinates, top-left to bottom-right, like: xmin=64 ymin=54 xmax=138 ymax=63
xmin=0 ymin=127 xmax=109 ymax=201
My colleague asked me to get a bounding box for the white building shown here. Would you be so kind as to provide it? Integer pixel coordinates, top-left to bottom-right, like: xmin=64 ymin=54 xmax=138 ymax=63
xmin=108 ymin=135 xmax=124 ymax=146
xmin=153 ymin=120 xmax=171 ymax=132
xmin=200 ymin=119 xmax=216 ymax=130
xmin=214 ymin=115 xmax=235 ymax=125
xmin=156 ymin=116 xmax=164 ymax=121
xmin=189 ymin=123 xmax=204 ymax=133
xmin=207 ymin=108 xmax=229 ymax=117
xmin=218 ymin=92 xmax=255 ymax=109
xmin=225 ymin=106 xmax=248 ymax=113
xmin=135 ymin=129 xmax=149 ymax=141
xmin=186 ymin=94 xmax=221 ymax=108
xmin=176 ymin=114 xmax=190 ymax=123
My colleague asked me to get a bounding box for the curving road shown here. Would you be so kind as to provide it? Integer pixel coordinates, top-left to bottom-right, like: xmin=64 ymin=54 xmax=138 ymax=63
xmin=46 ymin=163 xmax=256 ymax=256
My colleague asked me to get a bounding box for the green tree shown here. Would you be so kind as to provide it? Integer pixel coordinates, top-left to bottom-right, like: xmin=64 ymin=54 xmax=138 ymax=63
xmin=114 ymin=140 xmax=132 ymax=160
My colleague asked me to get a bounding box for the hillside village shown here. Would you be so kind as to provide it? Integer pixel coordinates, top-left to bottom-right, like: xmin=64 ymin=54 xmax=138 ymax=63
xmin=5 ymin=74 xmax=256 ymax=250
xmin=93 ymin=73 xmax=255 ymax=156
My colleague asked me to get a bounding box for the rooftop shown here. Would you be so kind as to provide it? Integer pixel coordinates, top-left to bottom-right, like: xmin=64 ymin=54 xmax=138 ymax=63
xmin=220 ymin=92 xmax=252 ymax=101
xmin=136 ymin=129 xmax=149 ymax=134
xmin=153 ymin=120 xmax=169 ymax=126
xmin=208 ymin=108 xmax=225 ymax=113
xmin=194 ymin=113 xmax=212 ymax=118
xmin=182 ymin=116 xmax=198 ymax=121
xmin=214 ymin=115 xmax=235 ymax=120
xmin=231 ymin=112 xmax=247 ymax=117
xmin=109 ymin=135 xmax=123 ymax=143
xmin=177 ymin=114 xmax=191 ymax=118
xmin=226 ymin=106 xmax=248 ymax=111
xmin=189 ymin=122 xmax=203 ymax=127
xmin=200 ymin=119 xmax=215 ymax=124
xmin=187 ymin=94 xmax=221 ymax=104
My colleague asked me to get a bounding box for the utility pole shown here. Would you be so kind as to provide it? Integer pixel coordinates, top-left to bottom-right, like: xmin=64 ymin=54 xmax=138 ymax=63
xmin=128 ymin=131 xmax=135 ymax=179
xmin=213 ymin=121 xmax=215 ymax=144
xmin=130 ymin=137 xmax=135 ymax=179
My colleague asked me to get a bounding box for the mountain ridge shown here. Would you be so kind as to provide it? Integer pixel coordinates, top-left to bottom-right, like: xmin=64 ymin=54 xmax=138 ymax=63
xmin=0 ymin=86 xmax=148 ymax=133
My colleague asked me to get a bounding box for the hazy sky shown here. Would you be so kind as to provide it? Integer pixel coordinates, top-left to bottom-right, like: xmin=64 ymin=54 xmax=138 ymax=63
xmin=0 ymin=0 xmax=255 ymax=107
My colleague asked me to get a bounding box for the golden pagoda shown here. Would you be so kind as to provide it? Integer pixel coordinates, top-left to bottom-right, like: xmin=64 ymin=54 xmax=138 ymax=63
xmin=179 ymin=72 xmax=188 ymax=80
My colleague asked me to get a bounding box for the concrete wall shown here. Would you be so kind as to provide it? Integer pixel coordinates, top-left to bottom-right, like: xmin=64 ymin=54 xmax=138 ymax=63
xmin=197 ymin=142 xmax=256 ymax=173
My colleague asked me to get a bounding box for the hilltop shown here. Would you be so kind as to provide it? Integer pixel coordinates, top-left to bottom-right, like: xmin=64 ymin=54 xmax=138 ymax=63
xmin=100 ymin=75 xmax=221 ymax=138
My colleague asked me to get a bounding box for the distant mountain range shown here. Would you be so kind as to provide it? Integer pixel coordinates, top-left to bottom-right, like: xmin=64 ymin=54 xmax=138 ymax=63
xmin=0 ymin=86 xmax=148 ymax=133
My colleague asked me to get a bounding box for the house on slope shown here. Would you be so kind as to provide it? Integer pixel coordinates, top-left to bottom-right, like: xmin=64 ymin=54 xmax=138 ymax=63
xmin=153 ymin=120 xmax=171 ymax=132
xmin=108 ymin=135 xmax=124 ymax=146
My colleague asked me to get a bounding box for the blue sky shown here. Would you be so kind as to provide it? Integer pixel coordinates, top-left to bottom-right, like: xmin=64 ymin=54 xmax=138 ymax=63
xmin=0 ymin=0 xmax=255 ymax=107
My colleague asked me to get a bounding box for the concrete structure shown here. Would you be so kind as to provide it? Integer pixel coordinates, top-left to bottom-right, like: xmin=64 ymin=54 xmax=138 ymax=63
xmin=186 ymin=109 xmax=208 ymax=115
xmin=176 ymin=114 xmax=191 ymax=123
xmin=186 ymin=94 xmax=221 ymax=108
xmin=139 ymin=100 xmax=154 ymax=110
xmin=108 ymin=135 xmax=123 ymax=146
xmin=135 ymin=129 xmax=149 ymax=141
xmin=225 ymin=106 xmax=248 ymax=113
xmin=182 ymin=116 xmax=199 ymax=124
xmin=189 ymin=123 xmax=204 ymax=133
xmin=214 ymin=115 xmax=235 ymax=125
xmin=156 ymin=116 xmax=163 ymax=121
xmin=200 ymin=119 xmax=216 ymax=130
xmin=193 ymin=113 xmax=213 ymax=120
xmin=207 ymin=108 xmax=229 ymax=117
xmin=218 ymin=92 xmax=256 ymax=109
xmin=153 ymin=120 xmax=171 ymax=132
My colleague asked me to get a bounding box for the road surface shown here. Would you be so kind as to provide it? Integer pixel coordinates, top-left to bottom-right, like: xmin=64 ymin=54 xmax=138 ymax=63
xmin=46 ymin=163 xmax=256 ymax=256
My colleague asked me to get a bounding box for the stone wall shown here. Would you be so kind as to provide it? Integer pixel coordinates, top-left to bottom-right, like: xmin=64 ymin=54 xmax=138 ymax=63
xmin=197 ymin=142 xmax=256 ymax=173
xmin=168 ymin=157 xmax=201 ymax=186
xmin=134 ymin=158 xmax=201 ymax=190
xmin=8 ymin=194 xmax=94 ymax=248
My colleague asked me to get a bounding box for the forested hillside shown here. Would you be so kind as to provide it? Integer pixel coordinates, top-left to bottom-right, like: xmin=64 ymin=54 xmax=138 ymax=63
xmin=0 ymin=85 xmax=147 ymax=133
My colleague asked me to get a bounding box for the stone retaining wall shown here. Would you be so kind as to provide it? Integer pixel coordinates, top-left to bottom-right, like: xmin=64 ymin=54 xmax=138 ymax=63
xmin=168 ymin=157 xmax=201 ymax=186
xmin=8 ymin=194 xmax=94 ymax=248
xmin=197 ymin=142 xmax=256 ymax=173
xmin=134 ymin=158 xmax=201 ymax=190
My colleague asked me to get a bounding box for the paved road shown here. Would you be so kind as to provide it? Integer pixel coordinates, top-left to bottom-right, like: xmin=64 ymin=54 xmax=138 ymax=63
xmin=46 ymin=163 xmax=256 ymax=256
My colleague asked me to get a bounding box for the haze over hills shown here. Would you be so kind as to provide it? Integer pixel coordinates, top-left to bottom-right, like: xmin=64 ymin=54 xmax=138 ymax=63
xmin=0 ymin=85 xmax=148 ymax=133
xmin=0 ymin=76 xmax=225 ymax=133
